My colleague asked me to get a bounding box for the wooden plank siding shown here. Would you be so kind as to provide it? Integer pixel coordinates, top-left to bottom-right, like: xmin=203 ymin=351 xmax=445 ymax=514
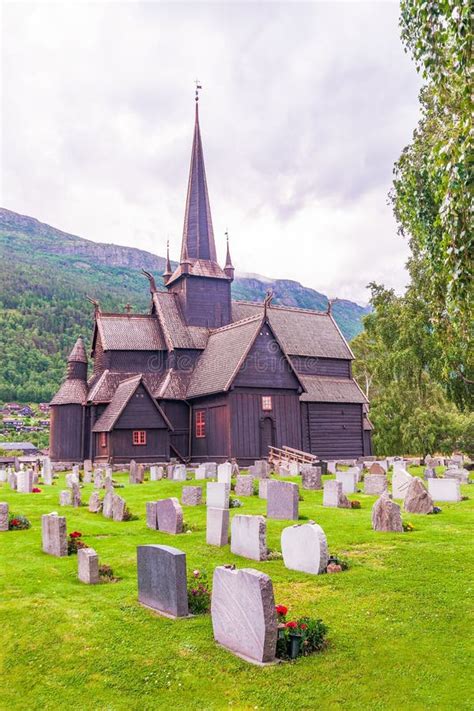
xmin=174 ymin=277 xmax=232 ymax=328
xmin=50 ymin=404 xmax=84 ymax=461
xmin=291 ymin=355 xmax=351 ymax=378
xmin=106 ymin=429 xmax=169 ymax=462
xmin=162 ymin=400 xmax=190 ymax=460
xmin=301 ymin=402 xmax=364 ymax=459
xmin=190 ymin=395 xmax=230 ymax=460
xmin=108 ymin=351 xmax=166 ymax=373
xmin=233 ymin=325 xmax=301 ymax=390
xmin=115 ymin=384 xmax=168 ymax=430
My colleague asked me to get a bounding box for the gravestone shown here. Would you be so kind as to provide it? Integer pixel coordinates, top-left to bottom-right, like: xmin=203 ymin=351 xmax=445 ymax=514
xmin=60 ymin=490 xmax=72 ymax=506
xmin=211 ymin=566 xmax=277 ymax=665
xmin=102 ymin=489 xmax=114 ymax=518
xmin=281 ymin=522 xmax=329 ymax=575
xmin=0 ymin=502 xmax=9 ymax=531
xmin=253 ymin=460 xmax=270 ymax=479
xmin=267 ymin=480 xmax=299 ymax=520
xmin=301 ymin=465 xmax=322 ymax=490
xmin=17 ymin=470 xmax=33 ymax=493
xmin=206 ymin=507 xmax=230 ymax=546
xmin=72 ymin=482 xmax=81 ymax=508
xmin=156 ymin=498 xmax=183 ymax=534
xmin=392 ymin=459 xmax=407 ymax=474
xmin=424 ymin=466 xmax=437 ymax=479
xmin=72 ymin=464 xmax=80 ymax=478
xmin=136 ymin=464 xmax=145 ymax=483
xmin=347 ymin=465 xmax=362 ymax=482
xmin=41 ymin=513 xmax=68 ymax=556
xmin=66 ymin=472 xmax=78 ymax=488
xmin=323 ymin=480 xmax=350 ymax=508
xmin=206 ymin=482 xmax=230 ymax=509
xmin=173 ymin=464 xmax=187 ymax=482
xmin=88 ymin=491 xmax=102 ymax=513
xmin=112 ymin=494 xmax=127 ymax=521
xmin=204 ymin=462 xmax=218 ymax=478
xmin=288 ymin=461 xmax=299 ymax=477
xmin=364 ymin=474 xmax=388 ymax=495
xmin=235 ymin=475 xmax=254 ymax=497
xmin=42 ymin=457 xmax=53 ymax=484
xmin=427 ymin=478 xmax=461 ymax=502
xmin=150 ymin=465 xmax=164 ymax=481
xmin=137 ymin=544 xmax=189 ymax=618
xmin=181 ymin=486 xmax=202 ymax=506
xmin=371 ymin=493 xmax=403 ymax=532
xmin=230 ymin=515 xmax=266 ymax=561
xmin=444 ymin=467 xmax=469 ymax=484
xmin=129 ymin=460 xmax=138 ymax=484
xmin=231 ymin=459 xmax=240 ymax=477
xmin=327 ymin=461 xmax=337 ymax=474
xmin=369 ymin=462 xmax=386 ymax=475
xmin=146 ymin=501 xmax=159 ymax=529
xmin=0 ymin=468 xmax=7 ymax=483
xmin=94 ymin=471 xmax=104 ymax=489
xmin=258 ymin=479 xmax=269 ymax=499
xmin=336 ymin=470 xmax=357 ymax=494
xmin=195 ymin=464 xmax=207 ymax=480
xmin=217 ymin=462 xmax=232 ymax=485
xmin=404 ymin=477 xmax=434 ymax=514
xmin=166 ymin=462 xmax=175 ymax=479
xmin=392 ymin=469 xmax=413 ymax=500
xmin=78 ymin=547 xmax=99 ymax=584
xmin=8 ymin=472 xmax=17 ymax=491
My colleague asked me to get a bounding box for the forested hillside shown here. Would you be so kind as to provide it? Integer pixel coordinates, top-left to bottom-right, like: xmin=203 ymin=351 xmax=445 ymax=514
xmin=0 ymin=208 xmax=369 ymax=402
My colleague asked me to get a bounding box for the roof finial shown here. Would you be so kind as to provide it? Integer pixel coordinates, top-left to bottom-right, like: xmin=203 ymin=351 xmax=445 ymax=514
xmin=162 ymin=240 xmax=172 ymax=285
xmin=195 ymin=79 xmax=202 ymax=116
xmin=263 ymin=289 xmax=273 ymax=318
xmin=141 ymin=268 xmax=158 ymax=293
xmin=327 ymin=298 xmax=334 ymax=315
xmin=86 ymin=296 xmax=101 ymax=315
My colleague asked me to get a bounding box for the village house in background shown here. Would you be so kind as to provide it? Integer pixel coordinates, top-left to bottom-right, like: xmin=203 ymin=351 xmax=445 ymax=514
xmin=50 ymin=98 xmax=372 ymax=465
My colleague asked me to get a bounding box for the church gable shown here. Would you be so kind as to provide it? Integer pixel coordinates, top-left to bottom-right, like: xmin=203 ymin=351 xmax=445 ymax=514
xmin=115 ymin=383 xmax=168 ymax=430
xmin=233 ymin=323 xmax=301 ymax=390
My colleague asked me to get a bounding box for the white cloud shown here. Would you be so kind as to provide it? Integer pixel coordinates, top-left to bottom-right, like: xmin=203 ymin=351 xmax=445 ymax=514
xmin=1 ymin=0 xmax=421 ymax=304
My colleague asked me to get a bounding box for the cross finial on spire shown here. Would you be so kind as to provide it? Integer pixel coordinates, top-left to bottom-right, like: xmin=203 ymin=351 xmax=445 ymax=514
xmin=195 ymin=79 xmax=202 ymax=104
xmin=124 ymin=303 xmax=133 ymax=314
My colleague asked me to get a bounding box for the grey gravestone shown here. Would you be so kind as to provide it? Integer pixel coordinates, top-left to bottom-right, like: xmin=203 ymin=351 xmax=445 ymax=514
xmin=217 ymin=462 xmax=232 ymax=484
xmin=112 ymin=494 xmax=127 ymax=521
xmin=173 ymin=464 xmax=187 ymax=481
xmin=404 ymin=477 xmax=434 ymax=514
xmin=205 ymin=462 xmax=218 ymax=478
xmin=129 ymin=460 xmax=138 ymax=484
xmin=0 ymin=468 xmax=7 ymax=483
xmin=372 ymin=493 xmax=403 ymax=532
xmin=427 ymin=478 xmax=461 ymax=502
xmin=181 ymin=486 xmax=202 ymax=506
xmin=94 ymin=472 xmax=104 ymax=489
xmin=72 ymin=482 xmax=81 ymax=508
xmin=323 ymin=480 xmax=351 ymax=508
xmin=0 ymin=502 xmax=8 ymax=531
xmin=267 ymin=480 xmax=299 ymax=520
xmin=136 ymin=464 xmax=145 ymax=483
xmin=206 ymin=482 xmax=230 ymax=509
xmin=60 ymin=490 xmax=72 ymax=506
xmin=41 ymin=513 xmax=68 ymax=557
xmin=17 ymin=470 xmax=33 ymax=493
xmin=392 ymin=469 xmax=413 ymax=499
xmin=444 ymin=467 xmax=469 ymax=484
xmin=301 ymin=466 xmax=322 ymax=490
xmin=206 ymin=507 xmax=230 ymax=546
xmin=364 ymin=474 xmax=388 ymax=495
xmin=42 ymin=457 xmax=53 ymax=485
xmin=195 ymin=465 xmax=207 ymax=480
xmin=137 ymin=544 xmax=189 ymax=618
xmin=336 ymin=470 xmax=357 ymax=494
xmin=231 ymin=515 xmax=266 ymax=561
xmin=150 ymin=465 xmax=164 ymax=481
xmin=253 ymin=460 xmax=270 ymax=479
xmin=281 ymin=522 xmax=329 ymax=575
xmin=146 ymin=501 xmax=159 ymax=529
xmin=258 ymin=480 xmax=269 ymax=499
xmin=102 ymin=489 xmax=114 ymax=518
xmin=424 ymin=466 xmax=437 ymax=479
xmin=78 ymin=547 xmax=99 ymax=584
xmin=235 ymin=475 xmax=254 ymax=497
xmin=8 ymin=473 xmax=17 ymax=491
xmin=88 ymin=491 xmax=102 ymax=513
xmin=156 ymin=498 xmax=183 ymax=534
xmin=369 ymin=462 xmax=386 ymax=475
xmin=211 ymin=566 xmax=277 ymax=665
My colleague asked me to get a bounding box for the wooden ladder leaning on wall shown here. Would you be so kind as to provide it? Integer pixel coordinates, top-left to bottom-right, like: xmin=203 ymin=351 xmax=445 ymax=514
xmin=268 ymin=445 xmax=318 ymax=468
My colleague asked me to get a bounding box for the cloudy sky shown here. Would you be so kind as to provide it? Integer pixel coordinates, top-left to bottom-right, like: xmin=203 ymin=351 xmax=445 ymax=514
xmin=1 ymin=1 xmax=421 ymax=303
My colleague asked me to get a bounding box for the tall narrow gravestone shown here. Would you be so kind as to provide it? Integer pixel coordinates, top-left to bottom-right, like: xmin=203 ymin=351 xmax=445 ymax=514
xmin=78 ymin=547 xmax=99 ymax=584
xmin=206 ymin=507 xmax=230 ymax=546
xmin=211 ymin=566 xmax=277 ymax=665
xmin=281 ymin=522 xmax=329 ymax=575
xmin=42 ymin=458 xmax=53 ymax=485
xmin=137 ymin=544 xmax=189 ymax=618
xmin=206 ymin=482 xmax=230 ymax=509
xmin=267 ymin=480 xmax=299 ymax=520
xmin=0 ymin=502 xmax=9 ymax=532
xmin=392 ymin=469 xmax=413 ymax=500
xmin=217 ymin=462 xmax=232 ymax=484
xmin=231 ymin=515 xmax=266 ymax=561
xmin=17 ymin=470 xmax=33 ymax=493
xmin=41 ymin=513 xmax=68 ymax=557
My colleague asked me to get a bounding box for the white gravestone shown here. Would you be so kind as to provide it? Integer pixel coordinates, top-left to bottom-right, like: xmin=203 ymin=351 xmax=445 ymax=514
xmin=336 ymin=470 xmax=357 ymax=494
xmin=230 ymin=515 xmax=266 ymax=561
xmin=217 ymin=462 xmax=232 ymax=485
xmin=281 ymin=522 xmax=329 ymax=575
xmin=427 ymin=478 xmax=461 ymax=502
xmin=206 ymin=482 xmax=230 ymax=509
xmin=392 ymin=469 xmax=413 ymax=500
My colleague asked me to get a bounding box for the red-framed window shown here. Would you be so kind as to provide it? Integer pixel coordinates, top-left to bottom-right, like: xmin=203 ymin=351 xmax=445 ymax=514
xmin=195 ymin=410 xmax=206 ymax=438
xmin=132 ymin=430 xmax=147 ymax=446
xmin=262 ymin=396 xmax=273 ymax=411
xmin=100 ymin=432 xmax=107 ymax=448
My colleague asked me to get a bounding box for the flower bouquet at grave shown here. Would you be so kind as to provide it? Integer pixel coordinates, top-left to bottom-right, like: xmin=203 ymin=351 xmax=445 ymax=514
xmin=32 ymin=487 xmax=42 ymax=493
xmin=402 ymin=521 xmax=415 ymax=532
xmin=229 ymin=496 xmax=242 ymax=508
xmin=350 ymin=500 xmax=361 ymax=509
xmin=327 ymin=553 xmax=350 ymax=572
xmin=8 ymin=514 xmax=31 ymax=530
xmin=187 ymin=569 xmax=211 ymax=614
xmin=98 ymin=564 xmax=119 ymax=583
xmin=275 ymin=605 xmax=328 ymax=660
xmin=67 ymin=531 xmax=89 ymax=555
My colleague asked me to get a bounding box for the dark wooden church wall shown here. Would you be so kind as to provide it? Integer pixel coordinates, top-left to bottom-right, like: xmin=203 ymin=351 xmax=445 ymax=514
xmin=363 ymin=429 xmax=373 ymax=456
xmin=291 ymin=356 xmax=351 ymax=378
xmin=176 ymin=277 xmax=231 ymax=328
xmin=108 ymin=351 xmax=166 ymax=373
xmin=162 ymin=400 xmax=190 ymax=459
xmin=50 ymin=404 xmax=83 ymax=461
xmin=190 ymin=395 xmax=230 ymax=460
xmin=230 ymin=389 xmax=301 ymax=461
xmin=301 ymin=402 xmax=364 ymax=459
xmin=110 ymin=429 xmax=169 ymax=462
xmin=233 ymin=327 xmax=301 ymax=389
xmin=115 ymin=384 xmax=167 ymax=429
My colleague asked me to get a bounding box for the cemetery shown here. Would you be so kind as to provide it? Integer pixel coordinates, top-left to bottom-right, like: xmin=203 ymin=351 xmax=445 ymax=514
xmin=0 ymin=458 xmax=472 ymax=708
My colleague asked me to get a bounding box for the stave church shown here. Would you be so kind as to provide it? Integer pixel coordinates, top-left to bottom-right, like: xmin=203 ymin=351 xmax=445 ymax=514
xmin=50 ymin=98 xmax=372 ymax=465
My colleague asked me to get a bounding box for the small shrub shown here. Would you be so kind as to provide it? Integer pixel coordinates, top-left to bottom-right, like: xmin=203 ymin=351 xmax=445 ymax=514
xmin=8 ymin=514 xmax=31 ymax=530
xmin=182 ymin=520 xmax=200 ymax=533
xmin=123 ymin=507 xmax=138 ymax=521
xmin=99 ymin=564 xmax=119 ymax=583
xmin=266 ymin=549 xmax=283 ymax=561
xmin=187 ymin=569 xmax=211 ymax=614
xmin=351 ymin=500 xmax=361 ymax=509
xmin=67 ymin=531 xmax=88 ymax=555
xmin=403 ymin=521 xmax=415 ymax=532
xmin=229 ymin=496 xmax=242 ymax=508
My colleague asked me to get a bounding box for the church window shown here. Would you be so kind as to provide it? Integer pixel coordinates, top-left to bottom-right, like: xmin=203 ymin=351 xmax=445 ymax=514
xmin=100 ymin=432 xmax=107 ymax=448
xmin=133 ymin=430 xmax=146 ymax=445
xmin=195 ymin=410 xmax=206 ymax=438
xmin=262 ymin=396 xmax=272 ymax=411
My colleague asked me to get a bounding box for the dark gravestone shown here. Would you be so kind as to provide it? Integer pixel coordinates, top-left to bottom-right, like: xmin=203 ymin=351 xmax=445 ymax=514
xmin=137 ymin=544 xmax=189 ymax=618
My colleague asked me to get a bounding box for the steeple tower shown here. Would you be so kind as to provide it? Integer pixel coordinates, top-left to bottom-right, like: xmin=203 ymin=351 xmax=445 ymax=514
xmin=163 ymin=240 xmax=172 ymax=285
xmin=224 ymin=231 xmax=234 ymax=281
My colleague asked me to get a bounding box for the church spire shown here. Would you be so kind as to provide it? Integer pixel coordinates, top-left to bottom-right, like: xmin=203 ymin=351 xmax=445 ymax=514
xmin=180 ymin=88 xmax=217 ymax=263
xmin=163 ymin=240 xmax=172 ymax=285
xmin=224 ymin=231 xmax=234 ymax=281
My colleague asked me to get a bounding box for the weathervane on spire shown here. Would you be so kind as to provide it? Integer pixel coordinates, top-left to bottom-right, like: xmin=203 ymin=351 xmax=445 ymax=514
xmin=195 ymin=79 xmax=202 ymax=104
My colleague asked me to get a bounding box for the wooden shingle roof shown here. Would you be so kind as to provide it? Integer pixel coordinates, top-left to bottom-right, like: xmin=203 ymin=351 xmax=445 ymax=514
xmin=152 ymin=292 xmax=208 ymax=349
xmin=231 ymin=302 xmax=353 ymax=360
xmin=92 ymin=375 xmax=172 ymax=432
xmin=94 ymin=314 xmax=166 ymax=351
xmin=87 ymin=370 xmax=167 ymax=403
xmin=50 ymin=379 xmax=88 ymax=405
xmin=299 ymin=374 xmax=368 ymax=403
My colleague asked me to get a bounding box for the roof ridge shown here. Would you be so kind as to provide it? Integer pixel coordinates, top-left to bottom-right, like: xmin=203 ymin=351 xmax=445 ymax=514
xmin=97 ymin=313 xmax=154 ymax=319
xmin=232 ymin=300 xmax=329 ymax=317
xmin=210 ymin=314 xmax=262 ymax=334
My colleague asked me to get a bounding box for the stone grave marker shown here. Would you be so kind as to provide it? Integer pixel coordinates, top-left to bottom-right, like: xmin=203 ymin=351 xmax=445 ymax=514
xmin=206 ymin=482 xmax=230 ymax=509
xmin=392 ymin=460 xmax=407 ymax=474
xmin=301 ymin=465 xmax=322 ymax=490
xmin=88 ymin=491 xmax=102 ymax=513
xmin=369 ymin=462 xmax=386 ymax=475
xmin=427 ymin=478 xmax=461 ymax=502
xmin=94 ymin=471 xmax=104 ymax=489
xmin=78 ymin=547 xmax=99 ymax=584
xmin=217 ymin=462 xmax=232 ymax=485
xmin=72 ymin=482 xmax=81 ymax=508
xmin=0 ymin=468 xmax=7 ymax=483
xmin=211 ymin=566 xmax=277 ymax=665
xmin=195 ymin=465 xmax=207 ymax=480
xmin=404 ymin=477 xmax=434 ymax=514
xmin=150 ymin=465 xmax=164 ymax=481
xmin=235 ymin=475 xmax=254 ymax=497
xmin=173 ymin=464 xmax=187 ymax=482
xmin=372 ymin=493 xmax=403 ymax=532
xmin=136 ymin=464 xmax=145 ymax=483
xmin=206 ymin=507 xmax=230 ymax=546
xmin=327 ymin=461 xmax=337 ymax=474
xmin=230 ymin=515 xmax=266 ymax=561
xmin=204 ymin=462 xmax=217 ymax=478
xmin=8 ymin=472 xmax=17 ymax=491
xmin=129 ymin=460 xmax=138 ymax=484
xmin=137 ymin=544 xmax=189 ymax=618
xmin=0 ymin=502 xmax=9 ymax=531
xmin=444 ymin=467 xmax=469 ymax=484
xmin=253 ymin=460 xmax=270 ymax=479
xmin=41 ymin=513 xmax=68 ymax=557
xmin=267 ymin=480 xmax=299 ymax=520
xmin=102 ymin=489 xmax=114 ymax=518
xmin=60 ymin=490 xmax=72 ymax=506
xmin=17 ymin=470 xmax=33 ymax=493
xmin=336 ymin=470 xmax=357 ymax=494
xmin=258 ymin=480 xmax=269 ymax=499
xmin=323 ymin=480 xmax=350 ymax=508
xmin=281 ymin=522 xmax=328 ymax=575
xmin=156 ymin=498 xmax=183 ymax=534
xmin=112 ymin=494 xmax=127 ymax=521
xmin=146 ymin=501 xmax=158 ymax=529
xmin=181 ymin=486 xmax=202 ymax=506
xmin=231 ymin=459 xmax=240 ymax=477
xmin=364 ymin=474 xmax=388 ymax=495
xmin=392 ymin=469 xmax=413 ymax=499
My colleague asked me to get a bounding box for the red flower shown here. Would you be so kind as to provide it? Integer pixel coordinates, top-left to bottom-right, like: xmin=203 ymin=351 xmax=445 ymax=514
xmin=299 ymin=623 xmax=308 ymax=630
xmin=32 ymin=488 xmax=41 ymax=493
xmin=285 ymin=621 xmax=298 ymax=629
xmin=69 ymin=531 xmax=82 ymax=538
xmin=11 ymin=519 xmax=20 ymax=526
xmin=276 ymin=605 xmax=288 ymax=616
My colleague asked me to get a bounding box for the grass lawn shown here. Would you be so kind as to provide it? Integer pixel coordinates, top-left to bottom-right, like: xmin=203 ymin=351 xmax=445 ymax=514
xmin=0 ymin=467 xmax=473 ymax=711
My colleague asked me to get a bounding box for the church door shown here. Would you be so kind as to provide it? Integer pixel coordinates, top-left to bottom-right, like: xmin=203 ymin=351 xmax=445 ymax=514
xmin=260 ymin=417 xmax=275 ymax=458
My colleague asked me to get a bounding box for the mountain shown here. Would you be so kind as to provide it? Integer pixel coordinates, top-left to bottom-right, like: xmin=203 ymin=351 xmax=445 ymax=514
xmin=0 ymin=208 xmax=370 ymax=402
